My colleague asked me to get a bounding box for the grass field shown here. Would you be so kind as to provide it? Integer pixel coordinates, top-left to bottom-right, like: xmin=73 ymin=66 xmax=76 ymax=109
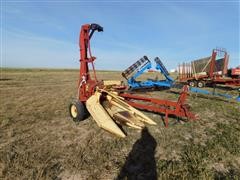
xmin=0 ymin=68 xmax=240 ymax=179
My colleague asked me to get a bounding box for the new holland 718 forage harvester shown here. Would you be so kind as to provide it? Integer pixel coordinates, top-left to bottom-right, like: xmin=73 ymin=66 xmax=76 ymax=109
xmin=69 ymin=23 xmax=156 ymax=138
xmin=69 ymin=23 xmax=196 ymax=137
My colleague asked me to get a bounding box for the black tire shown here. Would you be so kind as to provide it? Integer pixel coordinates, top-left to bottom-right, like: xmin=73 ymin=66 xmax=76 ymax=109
xmin=69 ymin=100 xmax=88 ymax=121
xmin=197 ymin=81 xmax=205 ymax=88
xmin=188 ymin=81 xmax=196 ymax=87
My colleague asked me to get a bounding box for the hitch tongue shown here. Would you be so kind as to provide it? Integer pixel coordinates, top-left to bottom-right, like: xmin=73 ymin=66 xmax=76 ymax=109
xmin=86 ymin=89 xmax=156 ymax=138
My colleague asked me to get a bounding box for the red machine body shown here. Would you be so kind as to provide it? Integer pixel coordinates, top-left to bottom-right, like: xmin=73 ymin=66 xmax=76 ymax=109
xmin=76 ymin=23 xmax=196 ymax=127
xmin=120 ymin=85 xmax=196 ymax=127
xmin=78 ymin=24 xmax=103 ymax=102
xmin=231 ymin=66 xmax=240 ymax=76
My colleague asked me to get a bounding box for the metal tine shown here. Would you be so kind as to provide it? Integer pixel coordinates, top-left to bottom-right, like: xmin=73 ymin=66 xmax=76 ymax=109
xmin=154 ymin=57 xmax=169 ymax=75
xmin=122 ymin=56 xmax=150 ymax=79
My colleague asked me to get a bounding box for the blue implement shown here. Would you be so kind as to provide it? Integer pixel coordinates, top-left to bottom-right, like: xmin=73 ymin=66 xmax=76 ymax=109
xmin=189 ymin=87 xmax=240 ymax=102
xmin=122 ymin=56 xmax=174 ymax=89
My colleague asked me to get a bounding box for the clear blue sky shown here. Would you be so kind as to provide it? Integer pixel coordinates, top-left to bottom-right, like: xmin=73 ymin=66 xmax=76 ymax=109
xmin=1 ymin=1 xmax=239 ymax=70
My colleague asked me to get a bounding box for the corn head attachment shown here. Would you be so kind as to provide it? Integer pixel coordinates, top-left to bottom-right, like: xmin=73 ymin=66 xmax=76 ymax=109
xmin=69 ymin=23 xmax=156 ymax=138
xmin=86 ymin=89 xmax=156 ymax=137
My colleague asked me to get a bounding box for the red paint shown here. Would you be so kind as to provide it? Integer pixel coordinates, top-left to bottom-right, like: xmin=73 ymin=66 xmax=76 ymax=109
xmin=178 ymin=49 xmax=240 ymax=87
xmin=78 ymin=24 xmax=103 ymax=102
xmin=77 ymin=23 xmax=196 ymax=127
xmin=232 ymin=68 xmax=240 ymax=76
xmin=120 ymin=85 xmax=196 ymax=127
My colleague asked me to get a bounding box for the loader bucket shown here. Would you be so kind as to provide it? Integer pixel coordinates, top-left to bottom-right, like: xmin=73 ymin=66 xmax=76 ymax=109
xmin=86 ymin=89 xmax=156 ymax=137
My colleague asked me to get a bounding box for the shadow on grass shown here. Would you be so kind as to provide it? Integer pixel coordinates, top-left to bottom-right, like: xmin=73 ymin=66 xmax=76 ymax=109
xmin=116 ymin=127 xmax=157 ymax=180
xmin=0 ymin=78 xmax=12 ymax=81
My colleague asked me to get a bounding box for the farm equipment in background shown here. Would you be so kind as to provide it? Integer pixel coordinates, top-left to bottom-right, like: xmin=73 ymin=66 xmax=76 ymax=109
xmin=69 ymin=23 xmax=196 ymax=138
xmin=189 ymin=87 xmax=240 ymax=102
xmin=178 ymin=49 xmax=240 ymax=88
xmin=122 ymin=54 xmax=240 ymax=102
xmin=122 ymin=56 xmax=174 ymax=90
xmin=229 ymin=66 xmax=240 ymax=78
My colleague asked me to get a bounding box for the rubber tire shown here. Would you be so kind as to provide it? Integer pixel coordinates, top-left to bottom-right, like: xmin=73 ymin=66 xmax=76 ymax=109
xmin=189 ymin=81 xmax=196 ymax=87
xmin=69 ymin=100 xmax=87 ymax=122
xmin=197 ymin=81 xmax=205 ymax=88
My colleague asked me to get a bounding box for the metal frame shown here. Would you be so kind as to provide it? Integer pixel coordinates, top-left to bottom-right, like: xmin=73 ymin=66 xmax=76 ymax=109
xmin=78 ymin=24 xmax=103 ymax=102
xmin=120 ymin=85 xmax=196 ymax=127
xmin=122 ymin=56 xmax=174 ymax=89
xmin=189 ymin=87 xmax=240 ymax=102
xmin=178 ymin=49 xmax=240 ymax=87
xmin=76 ymin=23 xmax=196 ymax=128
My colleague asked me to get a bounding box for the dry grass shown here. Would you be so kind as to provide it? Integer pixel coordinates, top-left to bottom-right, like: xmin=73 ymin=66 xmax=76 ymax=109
xmin=0 ymin=68 xmax=240 ymax=179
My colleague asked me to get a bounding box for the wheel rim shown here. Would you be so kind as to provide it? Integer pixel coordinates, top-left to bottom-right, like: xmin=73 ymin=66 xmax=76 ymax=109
xmin=198 ymin=82 xmax=203 ymax=88
xmin=70 ymin=105 xmax=78 ymax=118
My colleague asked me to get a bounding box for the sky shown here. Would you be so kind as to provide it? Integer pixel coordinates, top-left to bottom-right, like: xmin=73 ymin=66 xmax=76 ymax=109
xmin=1 ymin=0 xmax=239 ymax=70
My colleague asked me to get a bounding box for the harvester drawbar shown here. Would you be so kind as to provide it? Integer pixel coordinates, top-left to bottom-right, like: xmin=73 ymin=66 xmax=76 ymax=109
xmin=69 ymin=23 xmax=196 ymax=138
xmin=120 ymin=85 xmax=196 ymax=127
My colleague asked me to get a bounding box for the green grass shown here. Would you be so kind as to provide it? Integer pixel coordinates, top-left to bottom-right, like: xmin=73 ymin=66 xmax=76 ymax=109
xmin=0 ymin=68 xmax=240 ymax=179
xmin=156 ymin=121 xmax=240 ymax=179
